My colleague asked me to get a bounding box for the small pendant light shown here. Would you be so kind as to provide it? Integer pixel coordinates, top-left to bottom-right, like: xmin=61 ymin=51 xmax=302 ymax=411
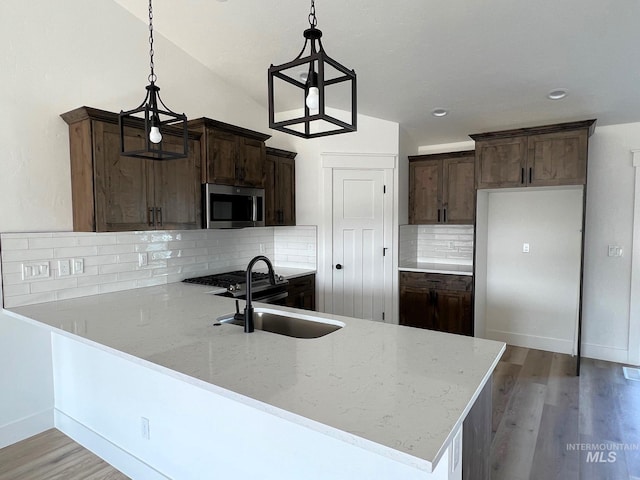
xmin=119 ymin=0 xmax=188 ymax=160
xmin=268 ymin=0 xmax=357 ymax=139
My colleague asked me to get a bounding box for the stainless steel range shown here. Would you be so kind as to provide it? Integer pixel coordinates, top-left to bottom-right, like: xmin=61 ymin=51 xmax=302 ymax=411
xmin=183 ymin=270 xmax=289 ymax=303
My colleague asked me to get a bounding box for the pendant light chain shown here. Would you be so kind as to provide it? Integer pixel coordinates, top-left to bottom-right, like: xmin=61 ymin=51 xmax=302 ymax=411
xmin=308 ymin=0 xmax=317 ymax=28
xmin=148 ymin=0 xmax=156 ymax=84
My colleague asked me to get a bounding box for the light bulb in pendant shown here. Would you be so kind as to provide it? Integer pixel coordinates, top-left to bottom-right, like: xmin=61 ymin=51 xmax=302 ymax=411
xmin=306 ymin=87 xmax=319 ymax=110
xmin=149 ymin=126 xmax=162 ymax=144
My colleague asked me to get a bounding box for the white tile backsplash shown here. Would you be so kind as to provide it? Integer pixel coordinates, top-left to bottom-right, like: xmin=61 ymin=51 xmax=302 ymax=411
xmin=399 ymin=224 xmax=474 ymax=265
xmin=0 ymin=225 xmax=317 ymax=307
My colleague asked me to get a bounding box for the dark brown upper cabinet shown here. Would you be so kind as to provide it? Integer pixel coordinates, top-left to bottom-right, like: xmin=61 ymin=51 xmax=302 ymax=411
xmin=265 ymin=147 xmax=296 ymax=226
xmin=61 ymin=107 xmax=202 ymax=232
xmin=188 ymin=118 xmax=270 ymax=188
xmin=408 ymin=151 xmax=475 ymax=225
xmin=471 ymin=119 xmax=596 ymax=189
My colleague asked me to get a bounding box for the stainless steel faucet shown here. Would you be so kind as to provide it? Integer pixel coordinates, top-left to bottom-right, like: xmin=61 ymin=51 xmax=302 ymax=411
xmin=243 ymin=255 xmax=277 ymax=333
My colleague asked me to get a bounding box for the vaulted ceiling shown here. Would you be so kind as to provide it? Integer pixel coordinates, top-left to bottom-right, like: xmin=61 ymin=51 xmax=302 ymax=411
xmin=113 ymin=0 xmax=640 ymax=146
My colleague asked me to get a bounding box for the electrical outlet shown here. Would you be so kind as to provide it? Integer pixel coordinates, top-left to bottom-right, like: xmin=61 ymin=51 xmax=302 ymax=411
xmin=259 ymin=243 xmax=265 ymax=254
xmin=138 ymin=252 xmax=148 ymax=267
xmin=72 ymin=258 xmax=84 ymax=275
xmin=58 ymin=260 xmax=70 ymax=276
xmin=522 ymin=243 xmax=530 ymax=253
xmin=140 ymin=417 xmax=150 ymax=440
xmin=22 ymin=262 xmax=50 ymax=280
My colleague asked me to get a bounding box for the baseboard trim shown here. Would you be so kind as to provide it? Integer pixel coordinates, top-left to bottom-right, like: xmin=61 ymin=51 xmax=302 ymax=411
xmin=54 ymin=410 xmax=168 ymax=480
xmin=581 ymin=343 xmax=630 ymax=364
xmin=485 ymin=329 xmax=574 ymax=354
xmin=0 ymin=409 xmax=54 ymax=449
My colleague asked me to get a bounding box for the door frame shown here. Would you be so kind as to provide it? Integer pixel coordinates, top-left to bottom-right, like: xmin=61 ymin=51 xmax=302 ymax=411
xmin=320 ymin=153 xmax=397 ymax=322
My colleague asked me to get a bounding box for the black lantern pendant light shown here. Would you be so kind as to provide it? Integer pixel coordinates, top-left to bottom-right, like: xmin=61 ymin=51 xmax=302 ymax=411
xmin=268 ymin=0 xmax=357 ymax=139
xmin=119 ymin=0 xmax=188 ymax=160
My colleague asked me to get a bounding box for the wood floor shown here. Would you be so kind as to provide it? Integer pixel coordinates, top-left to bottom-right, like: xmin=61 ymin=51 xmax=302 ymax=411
xmin=0 ymin=429 xmax=128 ymax=480
xmin=1 ymin=347 xmax=638 ymax=479
xmin=491 ymin=345 xmax=640 ymax=480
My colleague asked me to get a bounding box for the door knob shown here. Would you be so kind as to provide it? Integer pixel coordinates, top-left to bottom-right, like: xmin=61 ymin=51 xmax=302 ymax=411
xmin=335 ymin=264 xmax=343 ymax=270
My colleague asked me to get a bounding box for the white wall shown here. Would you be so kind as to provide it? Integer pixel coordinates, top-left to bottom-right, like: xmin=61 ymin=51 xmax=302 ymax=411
xmin=0 ymin=313 xmax=54 ymax=448
xmin=582 ymin=123 xmax=640 ymax=363
xmin=484 ymin=188 xmax=583 ymax=354
xmin=0 ymin=0 xmax=295 ymax=233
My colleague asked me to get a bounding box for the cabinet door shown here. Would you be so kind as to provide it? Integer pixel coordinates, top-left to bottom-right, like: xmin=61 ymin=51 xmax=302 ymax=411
xmin=277 ymin=157 xmax=296 ymax=226
xmin=475 ymin=137 xmax=527 ymax=189
xmin=237 ymin=137 xmax=265 ymax=187
xmin=399 ymin=286 xmax=437 ymax=329
xmin=527 ymin=129 xmax=588 ymax=186
xmin=206 ymin=129 xmax=237 ymax=185
xmin=285 ymin=274 xmax=316 ymax=311
xmin=93 ymin=122 xmax=152 ymax=232
xmin=435 ymin=290 xmax=473 ymax=336
xmin=443 ymin=156 xmax=475 ymax=224
xmin=409 ymin=160 xmax=442 ymax=224
xmin=153 ymin=136 xmax=202 ymax=230
xmin=264 ymin=155 xmax=278 ymax=225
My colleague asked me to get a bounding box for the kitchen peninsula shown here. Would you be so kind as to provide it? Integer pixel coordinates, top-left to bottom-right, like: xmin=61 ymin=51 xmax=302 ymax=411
xmin=5 ymin=282 xmax=504 ymax=479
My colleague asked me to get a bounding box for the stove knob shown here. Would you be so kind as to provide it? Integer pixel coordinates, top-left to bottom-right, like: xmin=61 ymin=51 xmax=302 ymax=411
xmin=235 ymin=283 xmax=242 ymax=290
xmin=228 ymin=285 xmax=235 ymax=292
xmin=277 ymin=275 xmax=284 ymax=282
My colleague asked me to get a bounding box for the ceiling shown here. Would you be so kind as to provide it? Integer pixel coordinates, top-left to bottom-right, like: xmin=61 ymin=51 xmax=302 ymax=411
xmin=113 ymin=0 xmax=640 ymax=146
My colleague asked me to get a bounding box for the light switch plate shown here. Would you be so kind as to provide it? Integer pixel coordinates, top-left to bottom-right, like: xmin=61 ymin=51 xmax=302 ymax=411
xmin=523 ymin=243 xmax=530 ymax=253
xmin=22 ymin=262 xmax=50 ymax=280
xmin=72 ymin=258 xmax=84 ymax=275
xmin=608 ymin=245 xmax=623 ymax=257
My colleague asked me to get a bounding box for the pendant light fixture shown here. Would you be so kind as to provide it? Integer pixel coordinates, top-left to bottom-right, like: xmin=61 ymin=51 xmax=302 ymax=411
xmin=268 ymin=0 xmax=357 ymax=139
xmin=119 ymin=0 xmax=188 ymax=160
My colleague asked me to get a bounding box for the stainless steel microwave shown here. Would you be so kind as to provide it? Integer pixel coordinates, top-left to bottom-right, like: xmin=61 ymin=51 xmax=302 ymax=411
xmin=204 ymin=184 xmax=265 ymax=228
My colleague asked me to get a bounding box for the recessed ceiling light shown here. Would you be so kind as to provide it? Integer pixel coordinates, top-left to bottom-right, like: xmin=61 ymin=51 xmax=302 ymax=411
xmin=431 ymin=108 xmax=448 ymax=117
xmin=547 ymin=89 xmax=568 ymax=100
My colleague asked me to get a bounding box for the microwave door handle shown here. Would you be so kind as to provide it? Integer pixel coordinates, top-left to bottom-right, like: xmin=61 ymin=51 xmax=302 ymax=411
xmin=252 ymin=196 xmax=258 ymax=222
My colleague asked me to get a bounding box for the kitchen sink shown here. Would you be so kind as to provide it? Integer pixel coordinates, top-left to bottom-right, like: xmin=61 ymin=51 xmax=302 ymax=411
xmin=215 ymin=308 xmax=344 ymax=339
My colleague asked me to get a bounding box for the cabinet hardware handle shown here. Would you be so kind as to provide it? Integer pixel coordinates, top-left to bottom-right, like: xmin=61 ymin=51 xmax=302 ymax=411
xmin=148 ymin=207 xmax=155 ymax=227
xmin=529 ymin=167 xmax=532 ymax=184
xmin=157 ymin=207 xmax=163 ymax=227
xmin=443 ymin=208 xmax=447 ymax=223
xmin=437 ymin=209 xmax=441 ymax=222
xmin=521 ymin=168 xmax=525 ymax=184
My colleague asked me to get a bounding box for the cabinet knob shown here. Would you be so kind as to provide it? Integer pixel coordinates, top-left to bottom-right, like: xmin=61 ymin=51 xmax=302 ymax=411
xmin=335 ymin=264 xmax=343 ymax=270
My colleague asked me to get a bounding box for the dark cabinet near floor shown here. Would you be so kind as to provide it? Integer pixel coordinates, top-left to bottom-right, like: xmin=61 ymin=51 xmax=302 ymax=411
xmin=188 ymin=118 xmax=270 ymax=188
xmin=265 ymin=147 xmax=296 ymax=226
xmin=408 ymin=151 xmax=475 ymax=225
xmin=399 ymin=271 xmax=473 ymax=336
xmin=61 ymin=107 xmax=202 ymax=232
xmin=471 ymin=119 xmax=596 ymax=189
xmin=279 ymin=274 xmax=315 ymax=311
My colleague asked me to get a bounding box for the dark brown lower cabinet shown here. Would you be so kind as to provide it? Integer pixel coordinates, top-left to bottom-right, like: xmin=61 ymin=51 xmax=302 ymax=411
xmin=276 ymin=274 xmax=316 ymax=311
xmin=462 ymin=378 xmax=492 ymax=480
xmin=399 ymin=272 xmax=473 ymax=336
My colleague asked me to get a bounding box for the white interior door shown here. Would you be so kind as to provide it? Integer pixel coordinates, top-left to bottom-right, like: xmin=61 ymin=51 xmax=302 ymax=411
xmin=331 ymin=169 xmax=385 ymax=320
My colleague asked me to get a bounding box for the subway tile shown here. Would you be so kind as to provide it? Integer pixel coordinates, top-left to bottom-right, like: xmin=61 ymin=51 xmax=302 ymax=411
xmin=99 ymin=263 xmax=137 ymax=275
xmin=1 ymin=249 xmax=54 ymax=262
xmin=134 ymin=242 xmax=169 ymax=252
xmin=30 ymin=237 xmax=78 ymax=249
xmin=118 ymin=270 xmax=153 ymax=282
xmin=56 ymin=286 xmax=100 ymax=301
xmin=2 ymin=283 xmax=30 ymax=297
xmin=76 ymin=234 xmax=118 ymax=246
xmin=98 ymin=244 xmax=135 ymax=255
xmin=84 ymin=255 xmax=118 ymax=266
xmin=77 ymin=273 xmax=119 ymax=286
xmin=4 ymin=292 xmax=56 ymax=307
xmin=99 ymin=281 xmax=138 ymax=294
xmin=2 ymin=272 xmax=24 ymax=285
xmin=30 ymin=277 xmax=78 ymax=293
xmin=54 ymin=246 xmax=98 ymax=258
xmin=136 ymin=277 xmax=167 ymax=288
xmin=1 ymin=238 xmax=29 ymax=250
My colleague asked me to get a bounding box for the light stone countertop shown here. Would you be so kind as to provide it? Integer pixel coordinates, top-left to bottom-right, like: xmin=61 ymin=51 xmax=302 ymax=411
xmin=6 ymin=280 xmax=503 ymax=473
xmin=399 ymin=262 xmax=473 ymax=276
